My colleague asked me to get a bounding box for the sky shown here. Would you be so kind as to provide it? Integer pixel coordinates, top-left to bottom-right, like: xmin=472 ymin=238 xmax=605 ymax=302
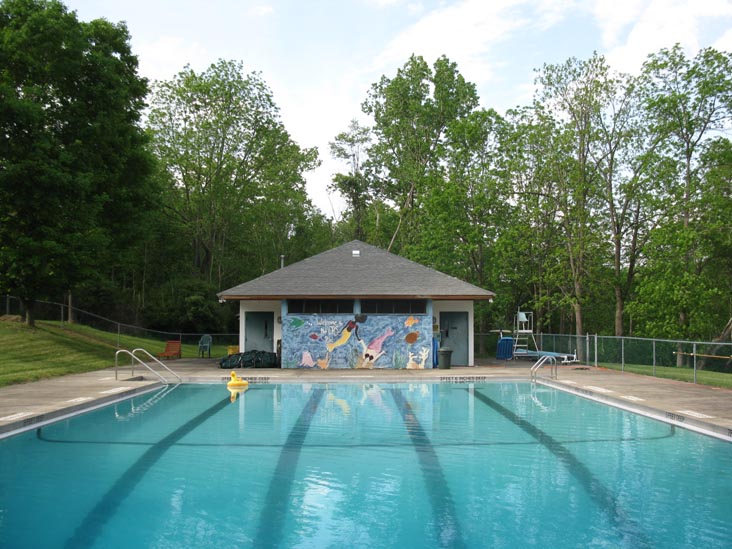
xmin=64 ymin=0 xmax=732 ymax=217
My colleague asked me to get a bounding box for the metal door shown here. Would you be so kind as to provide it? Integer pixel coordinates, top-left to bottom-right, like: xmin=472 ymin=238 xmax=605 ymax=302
xmin=439 ymin=311 xmax=469 ymax=365
xmin=245 ymin=311 xmax=274 ymax=352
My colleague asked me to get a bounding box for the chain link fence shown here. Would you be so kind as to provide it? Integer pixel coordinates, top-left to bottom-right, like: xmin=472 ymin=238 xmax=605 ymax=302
xmin=3 ymin=295 xmax=238 ymax=349
xmin=476 ymin=329 xmax=732 ymax=383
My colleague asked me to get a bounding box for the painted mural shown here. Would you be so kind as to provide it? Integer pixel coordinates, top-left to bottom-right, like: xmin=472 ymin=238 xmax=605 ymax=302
xmin=281 ymin=313 xmax=434 ymax=369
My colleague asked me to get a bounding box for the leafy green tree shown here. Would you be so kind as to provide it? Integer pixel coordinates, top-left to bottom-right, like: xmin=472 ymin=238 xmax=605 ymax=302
xmin=147 ymin=60 xmax=320 ymax=289
xmin=420 ymin=108 xmax=511 ymax=347
xmin=0 ymin=0 xmax=153 ymax=326
xmin=499 ymin=105 xmax=567 ymax=331
xmin=535 ymin=54 xmax=612 ymax=349
xmin=329 ymin=119 xmax=372 ymax=240
xmin=632 ymin=45 xmax=732 ymax=343
xmin=362 ymin=55 xmax=478 ymax=252
xmin=576 ymin=60 xmax=664 ymax=336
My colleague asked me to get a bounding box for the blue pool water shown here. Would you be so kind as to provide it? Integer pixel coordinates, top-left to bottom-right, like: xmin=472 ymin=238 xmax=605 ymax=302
xmin=0 ymin=382 xmax=730 ymax=548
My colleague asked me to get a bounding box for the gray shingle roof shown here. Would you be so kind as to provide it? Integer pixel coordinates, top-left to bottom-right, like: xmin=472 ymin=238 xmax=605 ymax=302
xmin=218 ymin=240 xmax=495 ymax=301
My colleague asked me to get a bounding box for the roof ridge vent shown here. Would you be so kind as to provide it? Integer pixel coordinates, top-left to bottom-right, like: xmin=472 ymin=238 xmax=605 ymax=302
xmin=352 ymin=249 xmax=361 ymax=257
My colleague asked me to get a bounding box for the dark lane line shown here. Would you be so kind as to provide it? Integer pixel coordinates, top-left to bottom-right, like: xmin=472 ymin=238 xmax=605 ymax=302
xmin=469 ymin=388 xmax=652 ymax=548
xmin=389 ymin=388 xmax=466 ymax=549
xmin=38 ymin=429 xmax=677 ymax=448
xmin=253 ymin=388 xmax=325 ymax=548
xmin=63 ymin=395 xmax=231 ymax=548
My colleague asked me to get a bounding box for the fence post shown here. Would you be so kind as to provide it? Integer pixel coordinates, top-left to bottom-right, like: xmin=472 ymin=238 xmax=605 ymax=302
xmin=585 ymin=334 xmax=589 ymax=366
xmin=652 ymin=339 xmax=656 ymax=377
xmin=117 ymin=323 xmax=121 ymax=349
xmin=594 ymin=334 xmax=598 ymax=367
xmin=621 ymin=338 xmax=625 ymax=372
xmin=693 ymin=342 xmax=697 ymax=384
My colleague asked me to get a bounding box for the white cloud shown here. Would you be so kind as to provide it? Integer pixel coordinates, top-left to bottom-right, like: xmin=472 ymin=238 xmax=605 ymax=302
xmin=529 ymin=0 xmax=579 ymax=31
xmin=249 ymin=4 xmax=274 ymax=17
xmin=604 ymin=0 xmax=732 ymax=75
xmin=407 ymin=3 xmax=424 ymax=15
xmin=368 ymin=0 xmax=403 ymax=6
xmin=714 ymin=28 xmax=732 ymax=52
xmin=591 ymin=0 xmax=647 ymax=48
xmin=135 ymin=35 xmax=211 ymax=82
xmin=371 ymin=0 xmax=532 ymax=87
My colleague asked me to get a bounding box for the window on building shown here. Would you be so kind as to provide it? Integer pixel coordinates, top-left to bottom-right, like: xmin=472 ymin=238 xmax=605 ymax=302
xmin=360 ymin=299 xmax=427 ymax=314
xmin=287 ymin=300 xmax=354 ymax=314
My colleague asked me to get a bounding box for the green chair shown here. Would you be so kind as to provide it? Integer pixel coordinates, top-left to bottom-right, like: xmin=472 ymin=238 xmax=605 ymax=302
xmin=198 ymin=334 xmax=212 ymax=358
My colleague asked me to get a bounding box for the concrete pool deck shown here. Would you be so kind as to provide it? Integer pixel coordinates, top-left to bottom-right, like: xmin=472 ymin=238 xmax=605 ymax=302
xmin=1 ymin=359 xmax=731 ymax=442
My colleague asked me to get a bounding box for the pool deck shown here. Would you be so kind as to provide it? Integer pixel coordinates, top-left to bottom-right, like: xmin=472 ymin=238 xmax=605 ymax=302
xmin=1 ymin=359 xmax=731 ymax=442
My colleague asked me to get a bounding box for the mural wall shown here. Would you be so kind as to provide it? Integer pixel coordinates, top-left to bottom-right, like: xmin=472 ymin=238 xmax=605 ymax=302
xmin=281 ymin=313 xmax=434 ymax=369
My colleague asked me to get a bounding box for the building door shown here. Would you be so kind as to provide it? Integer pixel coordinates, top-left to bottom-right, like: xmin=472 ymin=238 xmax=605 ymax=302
xmin=439 ymin=311 xmax=469 ymax=365
xmin=245 ymin=311 xmax=274 ymax=352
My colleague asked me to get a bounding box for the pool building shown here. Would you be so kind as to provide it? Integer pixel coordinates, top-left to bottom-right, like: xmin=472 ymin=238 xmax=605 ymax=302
xmin=218 ymin=240 xmax=495 ymax=369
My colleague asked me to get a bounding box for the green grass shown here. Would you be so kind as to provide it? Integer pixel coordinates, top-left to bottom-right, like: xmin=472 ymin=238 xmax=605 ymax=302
xmin=45 ymin=322 xmax=232 ymax=358
xmin=599 ymin=362 xmax=732 ymax=389
xmin=0 ymin=320 xmax=229 ymax=387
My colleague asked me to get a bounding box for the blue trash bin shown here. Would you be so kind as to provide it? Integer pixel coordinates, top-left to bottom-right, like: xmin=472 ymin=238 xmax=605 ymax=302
xmin=496 ymin=337 xmax=514 ymax=360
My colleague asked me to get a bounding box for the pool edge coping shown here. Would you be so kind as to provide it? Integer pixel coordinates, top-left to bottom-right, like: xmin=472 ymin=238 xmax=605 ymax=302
xmin=0 ymin=383 xmax=165 ymax=440
xmin=537 ymin=377 xmax=732 ymax=443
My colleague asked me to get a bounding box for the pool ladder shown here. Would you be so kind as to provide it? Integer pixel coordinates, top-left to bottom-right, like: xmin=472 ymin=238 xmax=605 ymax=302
xmin=114 ymin=348 xmax=183 ymax=384
xmin=530 ymin=354 xmax=558 ymax=382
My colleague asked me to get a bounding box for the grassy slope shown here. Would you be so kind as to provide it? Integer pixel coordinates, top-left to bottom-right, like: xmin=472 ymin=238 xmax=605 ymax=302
xmin=0 ymin=321 xmax=228 ymax=387
xmin=598 ymin=362 xmax=732 ymax=389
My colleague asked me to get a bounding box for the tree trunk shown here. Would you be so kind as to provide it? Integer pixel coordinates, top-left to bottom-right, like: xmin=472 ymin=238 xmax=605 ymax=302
xmin=573 ymin=299 xmax=584 ymax=363
xmin=67 ymin=292 xmax=75 ymax=324
xmin=21 ymin=298 xmax=35 ymax=328
xmin=699 ymin=318 xmax=732 ymax=371
xmin=614 ymin=286 xmax=624 ymax=336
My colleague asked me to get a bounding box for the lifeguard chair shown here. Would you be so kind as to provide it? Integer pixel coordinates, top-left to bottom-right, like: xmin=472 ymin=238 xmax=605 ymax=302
xmin=512 ymin=310 xmax=538 ymax=359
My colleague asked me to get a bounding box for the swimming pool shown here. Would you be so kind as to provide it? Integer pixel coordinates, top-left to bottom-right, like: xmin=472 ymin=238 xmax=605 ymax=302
xmin=0 ymin=382 xmax=730 ymax=548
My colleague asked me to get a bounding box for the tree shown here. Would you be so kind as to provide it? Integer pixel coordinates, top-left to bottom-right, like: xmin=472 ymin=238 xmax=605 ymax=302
xmin=500 ymin=105 xmax=568 ymax=332
xmin=633 ymin=45 xmax=732 ymax=343
xmin=329 ymin=119 xmax=372 ymax=240
xmin=579 ymin=61 xmax=664 ymax=336
xmin=362 ymin=55 xmax=479 ymax=252
xmin=147 ymin=60 xmax=320 ymax=288
xmin=535 ymin=55 xmax=611 ymax=349
xmin=0 ymin=0 xmax=153 ymax=326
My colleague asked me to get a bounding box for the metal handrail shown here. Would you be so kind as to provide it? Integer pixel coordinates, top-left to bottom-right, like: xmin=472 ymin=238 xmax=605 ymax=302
xmin=114 ymin=349 xmax=182 ymax=384
xmin=530 ymin=354 xmax=557 ymax=381
xmin=132 ymin=348 xmax=183 ymax=383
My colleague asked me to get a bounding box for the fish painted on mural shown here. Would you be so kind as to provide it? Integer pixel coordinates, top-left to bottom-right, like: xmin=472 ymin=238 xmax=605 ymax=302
xmin=300 ymin=351 xmax=317 ymax=368
xmin=404 ymin=331 xmax=419 ymax=344
xmin=309 ymin=332 xmax=324 ymax=341
xmin=356 ymin=327 xmax=395 ymax=368
xmin=404 ymin=316 xmax=419 ymax=328
xmin=326 ymin=319 xmax=360 ymax=352
xmin=289 ymin=318 xmax=306 ymax=329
